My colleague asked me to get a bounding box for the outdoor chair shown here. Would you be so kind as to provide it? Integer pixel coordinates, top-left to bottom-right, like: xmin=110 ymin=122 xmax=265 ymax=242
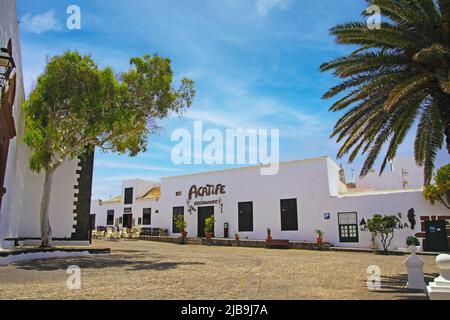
xmin=122 ymin=228 xmax=131 ymax=240
xmin=105 ymin=227 xmax=114 ymax=240
xmin=131 ymin=229 xmax=140 ymax=240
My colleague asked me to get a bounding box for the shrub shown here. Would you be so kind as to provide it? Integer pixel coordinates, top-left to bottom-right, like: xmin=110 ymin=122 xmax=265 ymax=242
xmin=406 ymin=237 xmax=420 ymax=247
xmin=367 ymin=214 xmax=401 ymax=252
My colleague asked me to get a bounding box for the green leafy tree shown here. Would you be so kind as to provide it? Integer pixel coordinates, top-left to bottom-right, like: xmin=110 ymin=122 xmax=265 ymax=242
xmin=367 ymin=214 xmax=401 ymax=252
xmin=424 ymin=164 xmax=450 ymax=209
xmin=23 ymin=51 xmax=195 ymax=247
xmin=320 ymin=0 xmax=450 ymax=184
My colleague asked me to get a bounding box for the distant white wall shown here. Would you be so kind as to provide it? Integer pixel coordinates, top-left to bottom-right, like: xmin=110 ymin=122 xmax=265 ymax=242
xmin=356 ymin=156 xmax=424 ymax=190
xmin=91 ymin=198 xmax=160 ymax=229
xmin=91 ymin=179 xmax=160 ymax=229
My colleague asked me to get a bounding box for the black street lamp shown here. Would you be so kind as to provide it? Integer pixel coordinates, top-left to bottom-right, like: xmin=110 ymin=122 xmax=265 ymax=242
xmin=0 ymin=46 xmax=16 ymax=88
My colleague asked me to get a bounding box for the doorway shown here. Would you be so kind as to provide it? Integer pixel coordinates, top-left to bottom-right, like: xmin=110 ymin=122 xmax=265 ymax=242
xmin=198 ymin=206 xmax=214 ymax=238
xmin=123 ymin=214 xmax=133 ymax=229
xmin=426 ymin=220 xmax=449 ymax=252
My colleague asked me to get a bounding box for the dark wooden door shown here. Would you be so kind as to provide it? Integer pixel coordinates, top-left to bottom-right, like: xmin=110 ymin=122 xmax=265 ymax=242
xmin=123 ymin=214 xmax=133 ymax=229
xmin=198 ymin=206 xmax=214 ymax=238
xmin=426 ymin=221 xmax=448 ymax=252
xmin=280 ymin=199 xmax=299 ymax=231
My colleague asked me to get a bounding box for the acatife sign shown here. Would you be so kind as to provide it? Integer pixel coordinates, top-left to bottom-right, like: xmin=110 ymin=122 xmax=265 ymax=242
xmin=188 ymin=184 xmax=226 ymax=200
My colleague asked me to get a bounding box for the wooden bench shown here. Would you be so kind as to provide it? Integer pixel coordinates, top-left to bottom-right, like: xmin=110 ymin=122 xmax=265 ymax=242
xmin=266 ymin=239 xmax=290 ymax=249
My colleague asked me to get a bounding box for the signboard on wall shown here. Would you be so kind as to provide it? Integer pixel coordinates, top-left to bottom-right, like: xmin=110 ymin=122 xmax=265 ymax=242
xmin=186 ymin=184 xmax=226 ymax=214
xmin=188 ymin=184 xmax=226 ymax=200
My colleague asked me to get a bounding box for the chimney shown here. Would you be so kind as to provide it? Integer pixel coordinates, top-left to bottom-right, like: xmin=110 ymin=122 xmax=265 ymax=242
xmin=339 ymin=165 xmax=346 ymax=184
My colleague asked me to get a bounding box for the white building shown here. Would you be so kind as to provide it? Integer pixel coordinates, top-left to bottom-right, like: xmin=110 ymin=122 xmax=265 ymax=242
xmin=0 ymin=0 xmax=93 ymax=248
xmin=91 ymin=156 xmax=450 ymax=252
xmin=91 ymin=179 xmax=160 ymax=230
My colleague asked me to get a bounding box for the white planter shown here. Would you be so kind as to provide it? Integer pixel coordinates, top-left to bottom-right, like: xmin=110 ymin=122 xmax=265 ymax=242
xmin=427 ymin=254 xmax=450 ymax=300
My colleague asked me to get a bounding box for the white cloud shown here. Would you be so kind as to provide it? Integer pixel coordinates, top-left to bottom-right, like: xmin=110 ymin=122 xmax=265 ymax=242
xmin=255 ymin=0 xmax=288 ymax=16
xmin=21 ymin=11 xmax=62 ymax=35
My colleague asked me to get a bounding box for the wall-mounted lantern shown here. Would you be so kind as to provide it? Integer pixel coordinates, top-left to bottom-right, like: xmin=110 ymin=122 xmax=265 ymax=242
xmin=0 ymin=42 xmax=15 ymax=88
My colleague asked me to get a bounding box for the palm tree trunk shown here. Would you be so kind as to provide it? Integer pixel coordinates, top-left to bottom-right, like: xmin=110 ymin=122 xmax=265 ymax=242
xmin=40 ymin=168 xmax=54 ymax=247
xmin=443 ymin=102 xmax=450 ymax=155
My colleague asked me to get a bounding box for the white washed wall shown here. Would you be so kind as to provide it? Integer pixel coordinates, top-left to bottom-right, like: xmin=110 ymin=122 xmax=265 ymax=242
xmin=154 ymin=157 xmax=448 ymax=250
xmin=91 ymin=179 xmax=160 ymax=229
xmin=0 ymin=0 xmax=79 ymax=245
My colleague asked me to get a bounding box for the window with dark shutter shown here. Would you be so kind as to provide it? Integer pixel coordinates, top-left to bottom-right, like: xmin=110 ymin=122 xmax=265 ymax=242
xmin=338 ymin=212 xmax=359 ymax=243
xmin=238 ymin=202 xmax=253 ymax=232
xmin=280 ymin=199 xmax=299 ymax=231
xmin=124 ymin=188 xmax=133 ymax=205
xmin=106 ymin=210 xmax=114 ymax=225
xmin=172 ymin=207 xmax=184 ymax=233
xmin=143 ymin=208 xmax=152 ymax=225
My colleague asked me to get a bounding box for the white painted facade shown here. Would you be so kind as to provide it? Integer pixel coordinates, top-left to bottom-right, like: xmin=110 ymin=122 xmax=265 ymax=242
xmin=0 ymin=0 xmax=84 ymax=248
xmin=92 ymin=156 xmax=449 ymax=251
xmin=91 ymin=179 xmax=160 ymax=229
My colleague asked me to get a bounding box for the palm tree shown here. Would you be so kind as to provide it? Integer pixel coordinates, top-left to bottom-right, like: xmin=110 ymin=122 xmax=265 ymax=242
xmin=320 ymin=0 xmax=449 ymax=184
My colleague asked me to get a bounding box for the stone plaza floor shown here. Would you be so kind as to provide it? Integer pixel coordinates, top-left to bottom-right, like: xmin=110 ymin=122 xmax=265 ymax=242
xmin=0 ymin=239 xmax=440 ymax=300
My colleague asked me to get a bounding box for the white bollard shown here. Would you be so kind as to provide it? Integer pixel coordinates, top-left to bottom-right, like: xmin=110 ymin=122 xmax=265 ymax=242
xmin=405 ymin=245 xmax=427 ymax=291
xmin=427 ymin=254 xmax=450 ymax=300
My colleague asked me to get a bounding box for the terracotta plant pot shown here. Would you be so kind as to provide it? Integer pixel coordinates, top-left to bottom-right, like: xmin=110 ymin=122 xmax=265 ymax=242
xmin=206 ymin=232 xmax=213 ymax=240
xmin=235 ymin=237 xmax=240 ymax=241
xmin=181 ymin=231 xmax=188 ymax=239
xmin=266 ymin=236 xmax=273 ymax=242
xmin=317 ymin=237 xmax=323 ymax=245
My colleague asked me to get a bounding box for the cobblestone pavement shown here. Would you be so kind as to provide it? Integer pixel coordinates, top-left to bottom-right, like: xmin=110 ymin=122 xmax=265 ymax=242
xmin=0 ymin=240 xmax=439 ymax=300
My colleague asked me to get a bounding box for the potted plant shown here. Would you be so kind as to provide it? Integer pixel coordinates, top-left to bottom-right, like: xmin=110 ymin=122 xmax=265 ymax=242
xmin=315 ymin=229 xmax=324 ymax=245
xmin=174 ymin=215 xmax=188 ymax=240
xmin=204 ymin=216 xmax=215 ymax=240
xmin=266 ymin=228 xmax=272 ymax=242
xmin=406 ymin=236 xmax=421 ymax=252
xmin=235 ymin=233 xmax=240 ymax=241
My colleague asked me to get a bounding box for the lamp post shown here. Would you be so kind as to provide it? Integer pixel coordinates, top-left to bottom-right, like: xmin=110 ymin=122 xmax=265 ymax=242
xmin=0 ymin=46 xmax=15 ymax=88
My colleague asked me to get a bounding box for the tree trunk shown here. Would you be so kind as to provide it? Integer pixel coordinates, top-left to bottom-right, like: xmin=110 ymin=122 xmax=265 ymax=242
xmin=40 ymin=168 xmax=54 ymax=247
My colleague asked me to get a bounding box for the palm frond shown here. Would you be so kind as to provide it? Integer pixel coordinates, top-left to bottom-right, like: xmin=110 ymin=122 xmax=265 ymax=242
xmin=383 ymin=74 xmax=432 ymax=111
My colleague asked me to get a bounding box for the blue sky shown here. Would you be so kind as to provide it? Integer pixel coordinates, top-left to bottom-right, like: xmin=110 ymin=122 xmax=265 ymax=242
xmin=17 ymin=0 xmax=448 ymax=199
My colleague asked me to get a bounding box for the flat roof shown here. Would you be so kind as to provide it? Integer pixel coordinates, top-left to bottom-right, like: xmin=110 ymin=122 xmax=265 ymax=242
xmin=161 ymin=156 xmax=332 ymax=180
xmin=337 ymin=188 xmax=423 ymax=197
